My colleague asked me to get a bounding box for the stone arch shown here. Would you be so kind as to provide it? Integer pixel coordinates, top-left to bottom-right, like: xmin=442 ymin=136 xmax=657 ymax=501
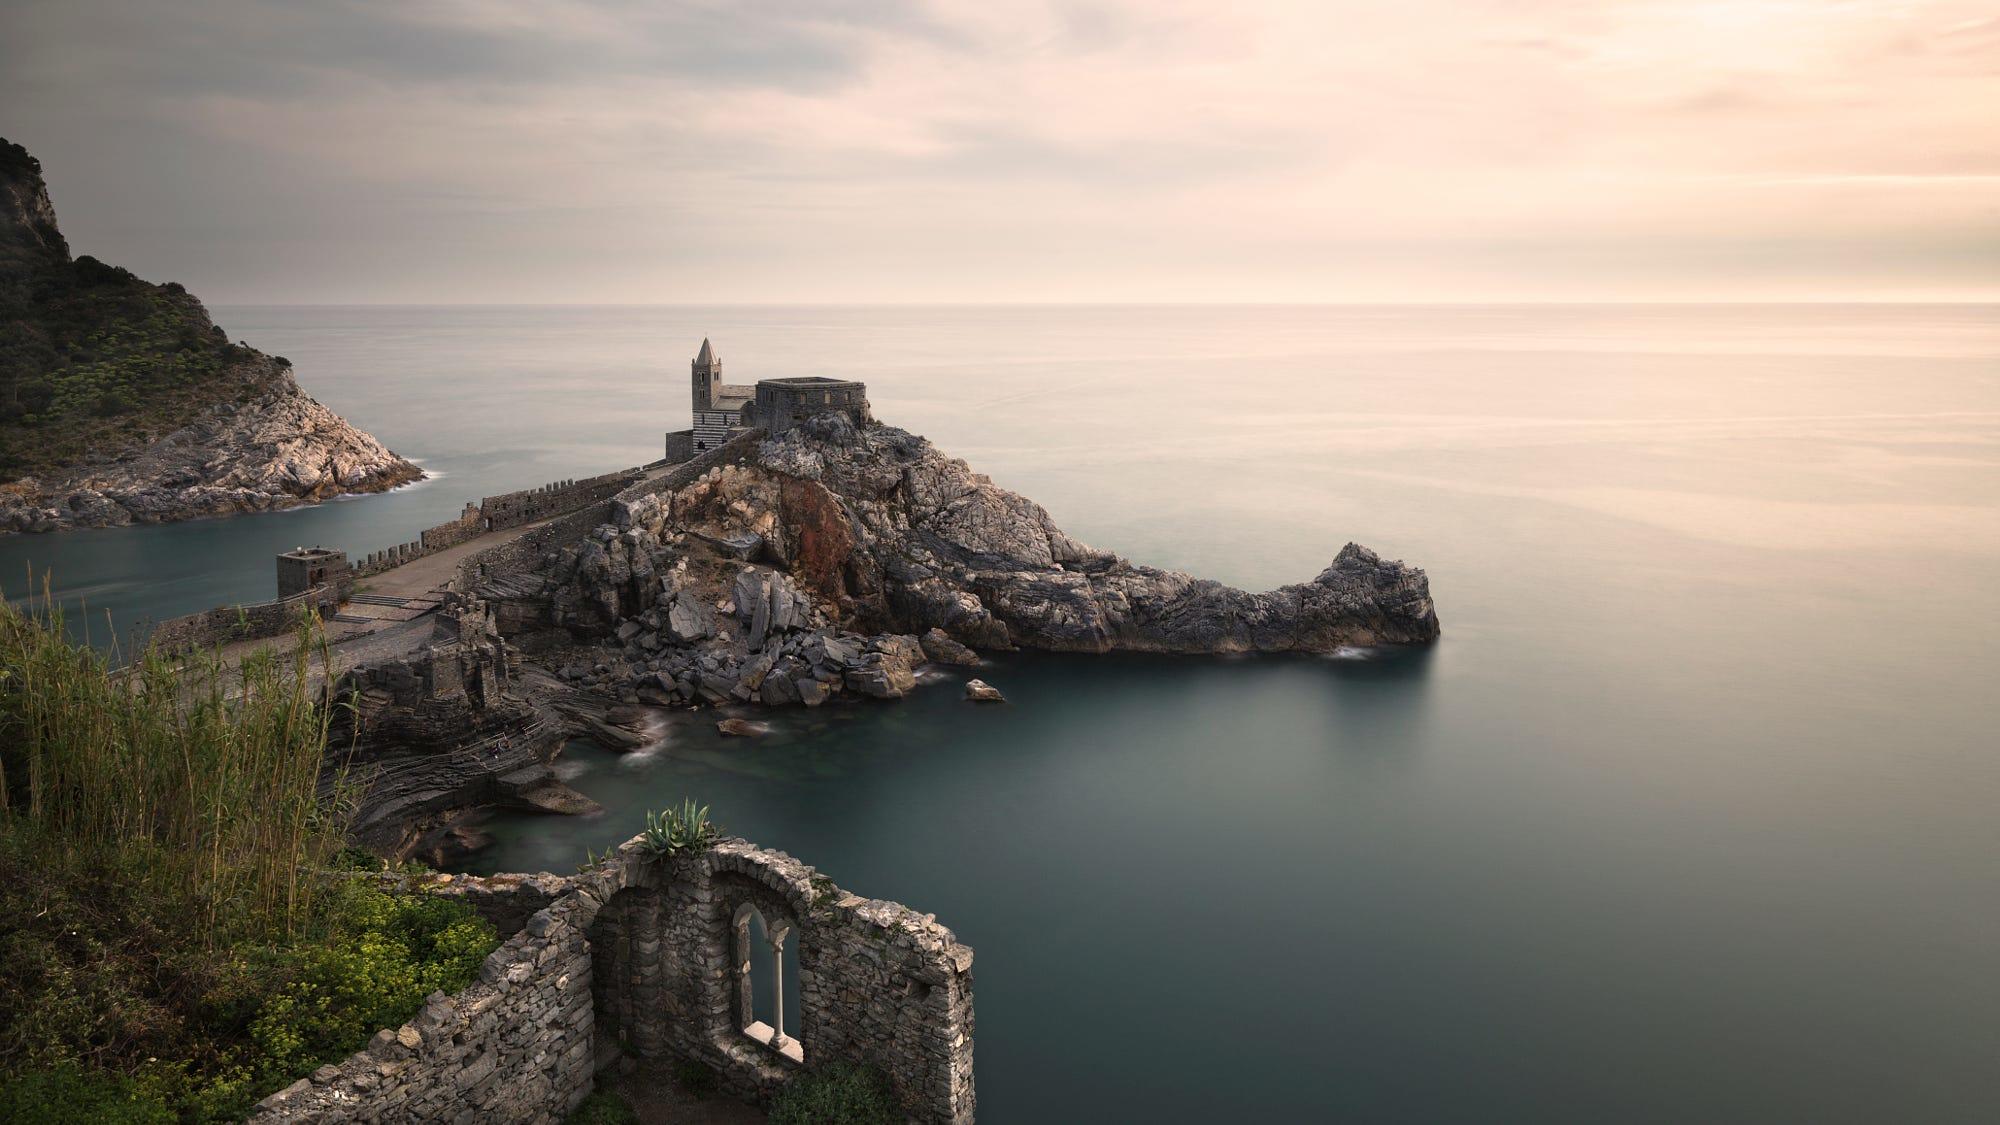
xmin=714 ymin=867 xmax=808 ymax=1065
xmin=563 ymin=840 xmax=972 ymax=1121
xmin=730 ymin=901 xmax=802 ymax=1063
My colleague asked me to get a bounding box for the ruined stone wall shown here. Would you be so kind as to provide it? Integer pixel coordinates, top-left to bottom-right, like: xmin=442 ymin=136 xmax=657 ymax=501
xmin=145 ymin=581 xmax=348 ymax=654
xmin=247 ymin=884 xmax=598 ymax=1124
xmin=247 ymin=834 xmax=975 ymax=1124
xmin=589 ymin=838 xmax=976 ymax=1124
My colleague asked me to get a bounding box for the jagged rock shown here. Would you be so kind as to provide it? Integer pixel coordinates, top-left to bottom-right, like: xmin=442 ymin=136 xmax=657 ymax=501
xmin=845 ymin=647 xmax=918 ymax=699
xmin=522 ymin=398 xmax=1436 ymax=720
xmin=559 ymin=412 xmax=1435 ymax=659
xmin=665 ymin=593 xmax=715 ymax=642
xmin=697 ymin=672 xmax=733 ymax=703
xmin=716 ymin=718 xmax=768 ymax=737
xmin=964 ymin=678 xmax=1005 ymax=703
xmin=920 ymin=628 xmax=980 ymax=666
xmin=760 ymin=674 xmax=799 ymax=705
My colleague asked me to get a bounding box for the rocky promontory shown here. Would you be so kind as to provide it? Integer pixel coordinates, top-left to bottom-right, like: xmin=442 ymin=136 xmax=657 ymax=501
xmin=0 ymin=138 xmax=421 ymax=533
xmin=472 ymin=414 xmax=1438 ymax=713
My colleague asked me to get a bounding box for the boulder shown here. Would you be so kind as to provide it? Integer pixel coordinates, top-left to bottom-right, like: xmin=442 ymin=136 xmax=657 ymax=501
xmin=717 ymin=718 xmax=769 ymax=737
xmin=760 ymin=674 xmax=799 ymax=705
xmin=665 ymin=593 xmax=716 ymax=642
xmin=920 ymin=628 xmax=980 ymax=666
xmin=844 ymin=646 xmax=917 ymax=699
xmin=964 ymin=678 xmax=1005 ymax=703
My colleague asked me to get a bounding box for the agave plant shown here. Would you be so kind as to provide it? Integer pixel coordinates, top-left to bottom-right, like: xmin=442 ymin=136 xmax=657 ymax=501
xmin=639 ymin=799 xmax=721 ymax=856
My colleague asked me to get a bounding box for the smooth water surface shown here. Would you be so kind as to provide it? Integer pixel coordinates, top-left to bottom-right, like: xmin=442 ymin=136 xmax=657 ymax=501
xmin=4 ymin=305 xmax=1995 ymax=1121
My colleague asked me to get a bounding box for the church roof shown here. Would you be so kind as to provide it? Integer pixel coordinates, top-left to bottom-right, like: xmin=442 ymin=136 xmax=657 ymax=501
xmin=695 ymin=338 xmax=715 ymax=365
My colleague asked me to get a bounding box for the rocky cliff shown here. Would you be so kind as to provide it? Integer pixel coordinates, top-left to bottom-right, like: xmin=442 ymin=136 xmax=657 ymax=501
xmin=0 ymin=138 xmax=421 ymax=533
xmin=474 ymin=415 xmax=1438 ymax=711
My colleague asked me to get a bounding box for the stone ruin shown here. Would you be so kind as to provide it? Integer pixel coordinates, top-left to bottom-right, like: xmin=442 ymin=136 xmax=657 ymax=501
xmin=249 ymin=835 xmax=975 ymax=1124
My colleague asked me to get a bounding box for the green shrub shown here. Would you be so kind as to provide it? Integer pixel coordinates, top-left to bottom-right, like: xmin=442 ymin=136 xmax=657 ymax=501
xmin=248 ymin=882 xmax=496 ymax=1081
xmin=0 ymin=594 xmax=498 ymax=1121
xmin=0 ymin=1063 xmax=174 ymax=1124
xmin=564 ymin=1088 xmax=639 ymax=1125
xmin=638 ymin=799 xmax=720 ymax=856
xmin=768 ymin=1063 xmax=898 ymax=1125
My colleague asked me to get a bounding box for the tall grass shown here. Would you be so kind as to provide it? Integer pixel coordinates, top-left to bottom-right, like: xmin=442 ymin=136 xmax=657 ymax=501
xmin=0 ymin=581 xmax=350 ymax=944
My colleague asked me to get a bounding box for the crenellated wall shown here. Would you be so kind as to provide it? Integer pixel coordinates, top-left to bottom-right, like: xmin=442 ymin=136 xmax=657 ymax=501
xmin=350 ymin=469 xmax=642 ymax=578
xmin=248 ymin=834 xmax=975 ymax=1124
xmin=480 ymin=469 xmax=641 ymax=532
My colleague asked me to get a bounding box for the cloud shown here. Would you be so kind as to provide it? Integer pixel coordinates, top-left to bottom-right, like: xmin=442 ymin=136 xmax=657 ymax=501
xmin=1 ymin=0 xmax=1995 ymax=301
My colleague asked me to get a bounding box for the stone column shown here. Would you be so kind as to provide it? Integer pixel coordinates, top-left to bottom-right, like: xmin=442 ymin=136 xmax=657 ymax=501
xmin=768 ymin=922 xmax=792 ymax=1048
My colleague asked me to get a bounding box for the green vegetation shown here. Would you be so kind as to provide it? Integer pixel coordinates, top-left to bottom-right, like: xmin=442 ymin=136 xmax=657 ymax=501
xmin=767 ymin=1063 xmax=899 ymax=1125
xmin=638 ymin=799 xmax=721 ymax=857
xmin=672 ymin=1057 xmax=719 ymax=1099
xmin=0 ymin=592 xmax=498 ymax=1122
xmin=564 ymin=1088 xmax=640 ymax=1125
xmin=1 ymin=140 xmax=275 ymax=480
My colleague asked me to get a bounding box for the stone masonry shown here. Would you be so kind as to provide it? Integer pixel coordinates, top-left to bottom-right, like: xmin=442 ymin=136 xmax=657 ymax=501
xmin=248 ymin=834 xmax=975 ymax=1124
xmin=671 ymin=339 xmax=871 ymax=456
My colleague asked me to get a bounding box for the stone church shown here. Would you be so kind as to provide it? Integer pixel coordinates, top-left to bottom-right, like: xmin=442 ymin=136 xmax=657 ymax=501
xmin=666 ymin=338 xmax=871 ymax=461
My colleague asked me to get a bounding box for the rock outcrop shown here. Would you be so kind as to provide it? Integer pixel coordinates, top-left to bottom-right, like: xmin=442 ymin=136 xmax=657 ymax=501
xmin=0 ymin=137 xmax=421 ymax=533
xmin=476 ymin=413 xmax=1438 ymax=712
xmin=329 ymin=594 xmax=585 ymax=866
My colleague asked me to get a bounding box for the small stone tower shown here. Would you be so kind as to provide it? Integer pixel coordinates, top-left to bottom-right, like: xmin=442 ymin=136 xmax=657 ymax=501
xmin=691 ymin=337 xmax=720 ymax=413
xmin=275 ymin=546 xmax=349 ymax=599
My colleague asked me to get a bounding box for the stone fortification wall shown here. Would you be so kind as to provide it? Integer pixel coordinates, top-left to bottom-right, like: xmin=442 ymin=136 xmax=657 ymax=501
xmin=664 ymin=428 xmax=695 ymax=464
xmin=751 ymin=379 xmax=870 ymax=434
xmin=349 ymin=470 xmax=640 ymax=578
xmin=482 ymin=469 xmax=640 ymax=532
xmin=145 ymin=581 xmax=348 ymax=654
xmin=458 ymin=430 xmax=766 ymax=591
xmin=249 ymin=833 xmax=975 ymax=1124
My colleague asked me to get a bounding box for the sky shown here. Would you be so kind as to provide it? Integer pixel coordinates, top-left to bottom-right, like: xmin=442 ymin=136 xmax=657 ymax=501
xmin=3 ymin=0 xmax=1997 ymax=304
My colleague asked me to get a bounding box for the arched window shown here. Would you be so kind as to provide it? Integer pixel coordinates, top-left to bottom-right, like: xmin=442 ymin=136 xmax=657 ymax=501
xmin=732 ymin=902 xmax=803 ymax=1063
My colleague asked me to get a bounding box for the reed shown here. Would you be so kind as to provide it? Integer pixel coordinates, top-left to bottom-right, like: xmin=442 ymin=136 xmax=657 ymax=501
xmin=0 ymin=578 xmax=350 ymax=944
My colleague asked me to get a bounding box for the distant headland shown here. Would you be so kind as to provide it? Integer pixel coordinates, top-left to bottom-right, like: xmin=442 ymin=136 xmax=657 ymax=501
xmin=0 ymin=139 xmax=420 ymax=534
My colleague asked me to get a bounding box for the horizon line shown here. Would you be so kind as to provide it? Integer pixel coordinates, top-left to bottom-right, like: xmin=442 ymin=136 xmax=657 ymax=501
xmin=205 ymin=298 xmax=2000 ymax=309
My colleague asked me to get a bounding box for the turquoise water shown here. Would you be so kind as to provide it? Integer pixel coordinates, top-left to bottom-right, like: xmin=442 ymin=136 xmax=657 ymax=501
xmin=5 ymin=305 xmax=1996 ymax=1120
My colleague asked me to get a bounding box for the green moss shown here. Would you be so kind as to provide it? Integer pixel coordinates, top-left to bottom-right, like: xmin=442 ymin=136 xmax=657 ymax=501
xmin=768 ymin=1063 xmax=898 ymax=1125
xmin=564 ymin=1089 xmax=639 ymax=1125
xmin=672 ymin=1057 xmax=719 ymax=1099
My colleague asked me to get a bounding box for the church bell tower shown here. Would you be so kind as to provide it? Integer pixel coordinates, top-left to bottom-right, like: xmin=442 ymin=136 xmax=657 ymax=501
xmin=692 ymin=337 xmax=719 ymax=413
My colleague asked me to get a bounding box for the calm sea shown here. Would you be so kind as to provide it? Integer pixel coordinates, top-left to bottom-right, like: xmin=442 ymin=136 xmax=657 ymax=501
xmin=5 ymin=305 xmax=1996 ymax=1121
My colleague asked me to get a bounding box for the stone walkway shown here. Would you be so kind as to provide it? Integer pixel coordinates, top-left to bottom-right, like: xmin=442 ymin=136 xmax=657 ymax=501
xmin=211 ymin=507 xmax=562 ymax=672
